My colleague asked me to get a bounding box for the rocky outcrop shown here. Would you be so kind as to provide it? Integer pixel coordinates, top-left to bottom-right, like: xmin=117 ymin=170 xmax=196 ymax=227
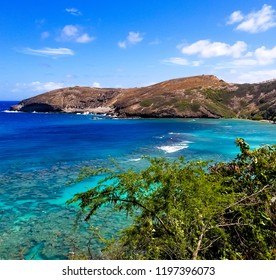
xmin=10 ymin=75 xmax=276 ymax=121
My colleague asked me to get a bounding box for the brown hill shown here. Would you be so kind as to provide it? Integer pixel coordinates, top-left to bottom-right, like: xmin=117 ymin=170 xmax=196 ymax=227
xmin=10 ymin=75 xmax=276 ymax=121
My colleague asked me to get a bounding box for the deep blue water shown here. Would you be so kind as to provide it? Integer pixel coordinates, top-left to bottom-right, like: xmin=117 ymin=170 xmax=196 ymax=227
xmin=1 ymin=101 xmax=276 ymax=259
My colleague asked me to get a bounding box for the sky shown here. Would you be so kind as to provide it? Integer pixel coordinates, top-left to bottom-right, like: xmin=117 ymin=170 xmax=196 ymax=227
xmin=1 ymin=0 xmax=276 ymax=100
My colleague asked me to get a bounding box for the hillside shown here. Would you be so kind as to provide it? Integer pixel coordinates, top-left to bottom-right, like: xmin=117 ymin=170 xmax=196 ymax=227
xmin=10 ymin=75 xmax=276 ymax=121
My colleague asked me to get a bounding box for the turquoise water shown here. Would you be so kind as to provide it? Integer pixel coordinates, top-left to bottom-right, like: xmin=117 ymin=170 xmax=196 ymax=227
xmin=1 ymin=101 xmax=276 ymax=259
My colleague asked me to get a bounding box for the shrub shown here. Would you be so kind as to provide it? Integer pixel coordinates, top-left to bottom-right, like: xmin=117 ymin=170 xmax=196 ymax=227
xmin=68 ymin=139 xmax=276 ymax=259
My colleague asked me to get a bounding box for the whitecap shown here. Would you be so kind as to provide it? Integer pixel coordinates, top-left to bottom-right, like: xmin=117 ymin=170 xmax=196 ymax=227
xmin=169 ymin=132 xmax=182 ymax=135
xmin=158 ymin=143 xmax=189 ymax=153
xmin=2 ymin=110 xmax=22 ymax=113
xmin=90 ymin=117 xmax=103 ymax=120
xmin=128 ymin=158 xmax=142 ymax=162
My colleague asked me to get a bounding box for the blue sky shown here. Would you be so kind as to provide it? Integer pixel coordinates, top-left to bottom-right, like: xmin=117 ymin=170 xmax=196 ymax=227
xmin=1 ymin=0 xmax=276 ymax=100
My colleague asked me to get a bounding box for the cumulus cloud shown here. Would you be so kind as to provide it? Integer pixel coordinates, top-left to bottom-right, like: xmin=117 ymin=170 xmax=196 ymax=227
xmin=227 ymin=4 xmax=276 ymax=33
xmin=12 ymin=81 xmax=64 ymax=93
xmin=254 ymin=46 xmax=276 ymax=65
xmin=180 ymin=40 xmax=247 ymax=58
xmin=227 ymin=11 xmax=244 ymax=24
xmin=76 ymin=33 xmax=94 ymax=43
xmin=62 ymin=25 xmax=78 ymax=37
xmin=19 ymin=47 xmax=74 ymax=57
xmin=60 ymin=25 xmax=95 ymax=43
xmin=65 ymin=8 xmax=82 ymax=16
xmin=118 ymin=31 xmax=144 ymax=48
xmin=232 ymin=45 xmax=276 ymax=66
xmin=235 ymin=69 xmax=276 ymax=83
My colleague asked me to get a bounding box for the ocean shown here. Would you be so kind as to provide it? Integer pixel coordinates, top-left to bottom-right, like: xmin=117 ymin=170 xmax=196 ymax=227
xmin=1 ymin=101 xmax=276 ymax=259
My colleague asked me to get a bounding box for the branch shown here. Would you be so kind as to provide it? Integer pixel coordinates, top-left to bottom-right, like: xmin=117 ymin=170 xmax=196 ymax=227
xmin=192 ymin=224 xmax=206 ymax=260
xmin=200 ymin=236 xmax=222 ymax=251
xmin=216 ymin=222 xmax=249 ymax=228
xmin=104 ymin=196 xmax=175 ymax=237
xmin=224 ymin=185 xmax=270 ymax=211
xmin=234 ymin=227 xmax=248 ymax=248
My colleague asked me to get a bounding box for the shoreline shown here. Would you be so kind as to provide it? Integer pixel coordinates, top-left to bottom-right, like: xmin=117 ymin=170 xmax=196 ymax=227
xmin=3 ymin=108 xmax=276 ymax=124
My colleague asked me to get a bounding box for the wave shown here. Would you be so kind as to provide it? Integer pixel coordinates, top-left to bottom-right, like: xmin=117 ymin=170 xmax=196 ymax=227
xmin=169 ymin=132 xmax=183 ymax=135
xmin=128 ymin=158 xmax=142 ymax=162
xmin=157 ymin=142 xmax=190 ymax=153
xmin=168 ymin=132 xmax=195 ymax=137
xmin=2 ymin=110 xmax=22 ymax=113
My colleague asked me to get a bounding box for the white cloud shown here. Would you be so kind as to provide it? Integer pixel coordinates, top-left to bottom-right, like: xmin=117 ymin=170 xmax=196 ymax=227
xmin=60 ymin=25 xmax=95 ymax=43
xmin=127 ymin=32 xmax=143 ymax=44
xmin=180 ymin=40 xmax=247 ymax=58
xmin=19 ymin=47 xmax=75 ymax=57
xmin=162 ymin=57 xmax=202 ymax=67
xmin=254 ymin=46 xmax=276 ymax=65
xmin=192 ymin=61 xmax=202 ymax=67
xmin=228 ymin=4 xmax=276 ymax=33
xmin=31 ymin=81 xmax=64 ymax=92
xmin=227 ymin=11 xmax=244 ymax=24
xmin=162 ymin=57 xmax=189 ymax=65
xmin=65 ymin=8 xmax=82 ymax=16
xmin=118 ymin=41 xmax=127 ymax=49
xmin=235 ymin=69 xmax=276 ymax=83
xmin=232 ymin=45 xmax=276 ymax=66
xmin=62 ymin=25 xmax=79 ymax=37
xmin=12 ymin=81 xmax=64 ymax=93
xmin=118 ymin=31 xmax=144 ymax=48
xmin=92 ymin=82 xmax=101 ymax=88
xmin=231 ymin=59 xmax=258 ymax=67
xmin=76 ymin=33 xmax=95 ymax=43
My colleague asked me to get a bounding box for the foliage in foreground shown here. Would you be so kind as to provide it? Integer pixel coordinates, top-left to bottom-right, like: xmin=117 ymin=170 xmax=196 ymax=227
xmin=67 ymin=139 xmax=276 ymax=259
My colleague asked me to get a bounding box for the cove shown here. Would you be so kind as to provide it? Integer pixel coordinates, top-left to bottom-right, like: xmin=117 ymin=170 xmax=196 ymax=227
xmin=0 ymin=101 xmax=276 ymax=259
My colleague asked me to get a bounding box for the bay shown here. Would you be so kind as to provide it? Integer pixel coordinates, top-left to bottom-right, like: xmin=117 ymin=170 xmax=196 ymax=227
xmin=0 ymin=101 xmax=275 ymax=259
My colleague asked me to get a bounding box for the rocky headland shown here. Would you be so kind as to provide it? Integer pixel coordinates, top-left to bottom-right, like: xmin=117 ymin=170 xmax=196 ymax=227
xmin=10 ymin=75 xmax=276 ymax=121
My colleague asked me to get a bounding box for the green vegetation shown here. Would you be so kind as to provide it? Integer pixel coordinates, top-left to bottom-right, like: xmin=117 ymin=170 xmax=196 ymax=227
xmin=175 ymin=100 xmax=190 ymax=111
xmin=206 ymin=101 xmax=236 ymax=118
xmin=263 ymin=107 xmax=276 ymax=121
xmin=204 ymin=88 xmax=233 ymax=103
xmin=67 ymin=139 xmax=276 ymax=260
xmin=252 ymin=113 xmax=264 ymax=121
xmin=200 ymin=88 xmax=236 ymax=117
xmin=140 ymin=99 xmax=153 ymax=107
xmin=190 ymin=102 xmax=200 ymax=112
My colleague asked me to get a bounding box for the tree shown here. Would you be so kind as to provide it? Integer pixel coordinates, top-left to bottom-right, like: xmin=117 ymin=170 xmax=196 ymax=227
xmin=67 ymin=139 xmax=276 ymax=259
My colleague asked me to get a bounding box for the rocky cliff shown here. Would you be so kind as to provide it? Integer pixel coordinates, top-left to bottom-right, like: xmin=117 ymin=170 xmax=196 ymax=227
xmin=10 ymin=75 xmax=276 ymax=121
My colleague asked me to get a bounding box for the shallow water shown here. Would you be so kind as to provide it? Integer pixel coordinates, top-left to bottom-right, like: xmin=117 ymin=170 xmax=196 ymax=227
xmin=1 ymin=101 xmax=276 ymax=259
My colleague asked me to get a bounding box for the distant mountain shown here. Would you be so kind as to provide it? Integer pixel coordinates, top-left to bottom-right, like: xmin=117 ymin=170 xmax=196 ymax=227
xmin=10 ymin=75 xmax=276 ymax=121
